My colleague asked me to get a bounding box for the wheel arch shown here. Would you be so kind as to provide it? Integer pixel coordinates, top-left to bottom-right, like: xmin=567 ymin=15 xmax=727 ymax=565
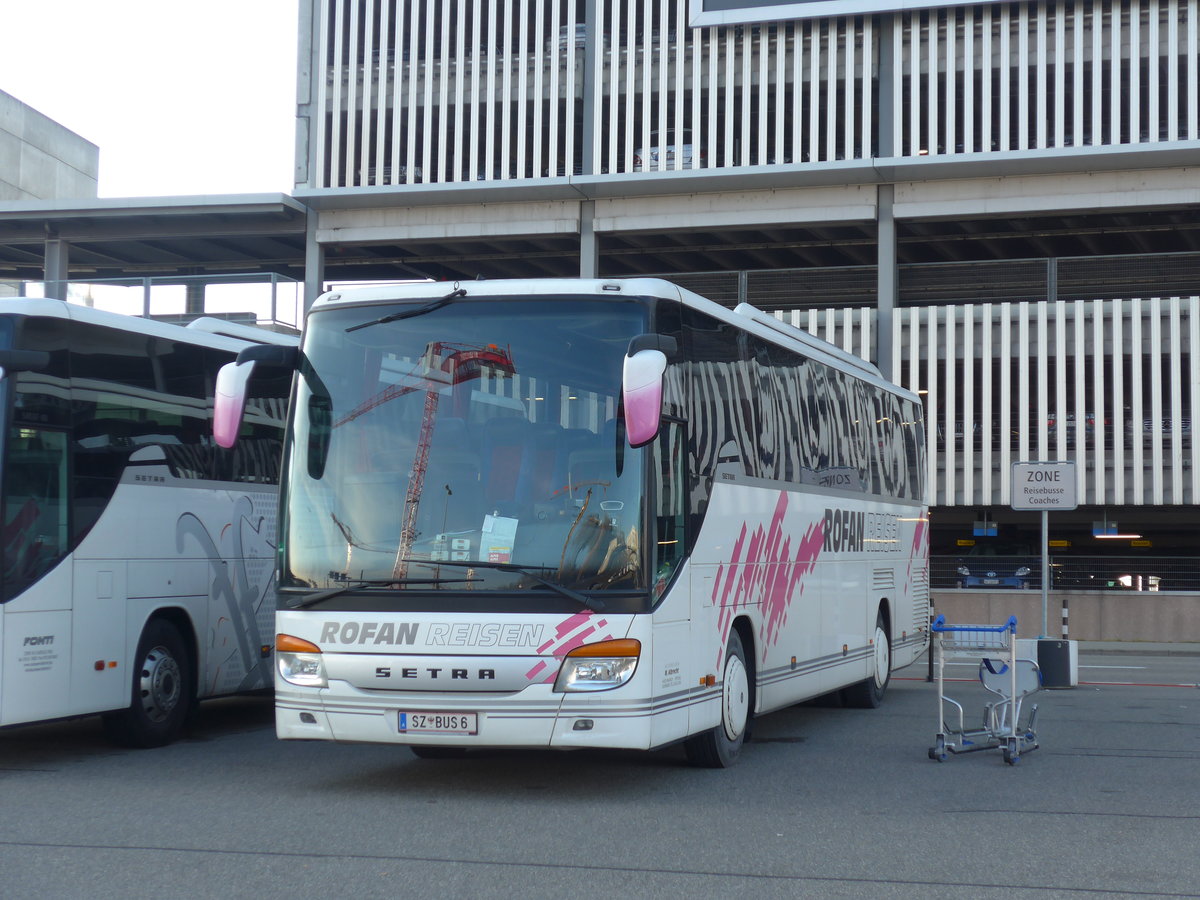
xmin=875 ymin=597 xmax=894 ymax=671
xmin=876 ymin=597 xmax=893 ymax=643
xmin=730 ymin=615 xmax=758 ymax=716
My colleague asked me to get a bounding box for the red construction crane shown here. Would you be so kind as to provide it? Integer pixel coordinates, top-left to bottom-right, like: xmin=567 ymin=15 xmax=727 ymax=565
xmin=333 ymin=342 xmax=509 ymax=427
xmin=328 ymin=341 xmax=515 ymax=580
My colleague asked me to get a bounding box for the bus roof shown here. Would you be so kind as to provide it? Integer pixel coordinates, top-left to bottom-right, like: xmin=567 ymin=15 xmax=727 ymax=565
xmin=310 ymin=278 xmax=916 ymax=402
xmin=0 ymin=297 xmax=297 ymax=353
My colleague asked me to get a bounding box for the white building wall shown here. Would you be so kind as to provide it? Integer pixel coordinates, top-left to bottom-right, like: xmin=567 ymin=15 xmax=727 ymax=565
xmin=0 ymin=89 xmax=99 ymax=202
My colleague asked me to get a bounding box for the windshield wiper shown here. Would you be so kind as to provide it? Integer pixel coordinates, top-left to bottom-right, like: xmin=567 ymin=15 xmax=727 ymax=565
xmin=345 ymin=287 xmax=467 ymax=333
xmin=285 ymin=576 xmax=476 ymax=610
xmin=401 ymin=559 xmax=605 ymax=612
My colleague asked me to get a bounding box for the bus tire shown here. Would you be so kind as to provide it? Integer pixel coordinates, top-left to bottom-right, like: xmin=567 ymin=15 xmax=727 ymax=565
xmin=684 ymin=630 xmax=750 ymax=768
xmin=102 ymin=618 xmax=193 ymax=748
xmin=842 ymin=610 xmax=891 ymax=709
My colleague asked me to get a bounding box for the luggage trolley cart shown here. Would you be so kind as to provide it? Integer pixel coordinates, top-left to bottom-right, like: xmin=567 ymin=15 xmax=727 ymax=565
xmin=927 ymin=615 xmax=1042 ymax=765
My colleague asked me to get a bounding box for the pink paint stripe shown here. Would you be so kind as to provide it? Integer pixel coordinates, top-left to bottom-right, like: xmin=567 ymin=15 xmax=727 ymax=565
xmin=537 ymin=612 xmax=597 ymax=652
xmin=526 ymin=660 xmax=548 ymax=680
xmin=555 ymin=624 xmax=597 ymax=655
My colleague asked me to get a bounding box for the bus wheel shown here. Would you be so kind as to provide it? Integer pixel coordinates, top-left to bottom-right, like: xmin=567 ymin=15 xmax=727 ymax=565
xmin=684 ymin=630 xmax=750 ymax=768
xmin=842 ymin=611 xmax=891 ymax=709
xmin=102 ymin=619 xmax=193 ymax=748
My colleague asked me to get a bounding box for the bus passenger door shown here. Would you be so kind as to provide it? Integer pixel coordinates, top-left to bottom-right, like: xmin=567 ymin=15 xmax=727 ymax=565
xmin=648 ymin=421 xmax=691 ymax=747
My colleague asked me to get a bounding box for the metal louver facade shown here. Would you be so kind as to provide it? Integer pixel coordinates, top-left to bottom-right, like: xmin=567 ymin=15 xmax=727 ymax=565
xmin=778 ymin=297 xmax=1199 ymax=507
xmin=301 ymin=0 xmax=1200 ymax=189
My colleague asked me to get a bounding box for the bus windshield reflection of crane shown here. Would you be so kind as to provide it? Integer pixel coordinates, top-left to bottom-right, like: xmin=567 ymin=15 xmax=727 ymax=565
xmin=333 ymin=341 xmax=516 ymax=580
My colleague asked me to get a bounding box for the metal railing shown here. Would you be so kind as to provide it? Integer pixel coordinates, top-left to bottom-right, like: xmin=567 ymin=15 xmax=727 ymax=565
xmin=15 ymin=273 xmax=303 ymax=331
xmin=932 ymin=555 xmax=1200 ymax=592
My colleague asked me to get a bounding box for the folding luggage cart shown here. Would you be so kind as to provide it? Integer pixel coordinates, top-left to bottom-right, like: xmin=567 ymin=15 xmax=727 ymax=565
xmin=927 ymin=615 xmax=1041 ymax=765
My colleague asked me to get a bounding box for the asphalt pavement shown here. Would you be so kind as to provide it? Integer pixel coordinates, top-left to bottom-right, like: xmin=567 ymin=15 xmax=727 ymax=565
xmin=1076 ymin=641 xmax=1200 ymax=656
xmin=2 ymin=641 xmax=1199 ymax=898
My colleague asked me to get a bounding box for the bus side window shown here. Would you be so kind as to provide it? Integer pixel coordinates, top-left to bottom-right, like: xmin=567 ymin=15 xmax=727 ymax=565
xmin=2 ymin=428 xmax=69 ymax=598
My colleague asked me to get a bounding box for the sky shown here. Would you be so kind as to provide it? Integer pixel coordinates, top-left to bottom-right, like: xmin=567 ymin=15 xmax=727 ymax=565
xmin=1 ymin=0 xmax=298 ymax=198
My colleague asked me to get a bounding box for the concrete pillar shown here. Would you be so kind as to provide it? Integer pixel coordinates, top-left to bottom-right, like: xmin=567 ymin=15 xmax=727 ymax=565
xmin=578 ymin=0 xmax=599 ymax=278
xmin=876 ymin=184 xmax=897 ymax=381
xmin=304 ymin=208 xmax=325 ymax=313
xmin=43 ymin=237 xmax=68 ymax=300
xmin=185 ymin=281 xmax=206 ymax=317
xmin=580 ymin=200 xmax=598 ymax=278
xmin=874 ymin=14 xmax=898 ymax=382
xmin=581 ymin=0 xmax=597 ymax=177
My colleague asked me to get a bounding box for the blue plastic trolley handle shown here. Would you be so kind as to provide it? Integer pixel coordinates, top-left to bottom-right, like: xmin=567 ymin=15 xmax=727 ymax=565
xmin=930 ymin=615 xmax=1017 ymax=634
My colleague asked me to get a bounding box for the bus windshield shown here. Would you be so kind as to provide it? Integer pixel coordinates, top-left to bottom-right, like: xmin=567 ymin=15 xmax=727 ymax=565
xmin=281 ymin=295 xmax=651 ymax=603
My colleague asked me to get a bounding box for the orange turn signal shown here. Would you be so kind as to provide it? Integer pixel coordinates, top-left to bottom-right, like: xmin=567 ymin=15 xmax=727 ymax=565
xmin=277 ymin=633 xmax=322 ymax=653
xmin=564 ymin=638 xmax=641 ymax=658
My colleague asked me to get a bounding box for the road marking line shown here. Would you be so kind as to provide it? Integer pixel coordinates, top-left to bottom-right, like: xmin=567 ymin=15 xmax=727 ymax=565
xmin=1079 ymin=665 xmax=1147 ymax=670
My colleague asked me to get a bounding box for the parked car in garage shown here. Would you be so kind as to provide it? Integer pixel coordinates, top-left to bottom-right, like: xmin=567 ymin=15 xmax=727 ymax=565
xmin=633 ymin=130 xmax=700 ymax=171
xmin=955 ymin=543 xmax=1036 ymax=589
xmin=1047 ymin=411 xmax=1109 ymax=447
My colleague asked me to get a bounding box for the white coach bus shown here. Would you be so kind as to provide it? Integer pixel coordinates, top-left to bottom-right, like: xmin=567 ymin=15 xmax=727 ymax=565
xmin=216 ymin=278 xmax=928 ymax=766
xmin=0 ymin=298 xmax=293 ymax=746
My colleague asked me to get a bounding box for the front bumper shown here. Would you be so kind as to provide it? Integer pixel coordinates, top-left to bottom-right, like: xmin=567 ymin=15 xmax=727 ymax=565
xmin=275 ymin=683 xmax=657 ymax=750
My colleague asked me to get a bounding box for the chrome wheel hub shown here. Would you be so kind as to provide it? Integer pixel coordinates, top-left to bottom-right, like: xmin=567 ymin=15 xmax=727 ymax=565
xmin=138 ymin=645 xmax=182 ymax=723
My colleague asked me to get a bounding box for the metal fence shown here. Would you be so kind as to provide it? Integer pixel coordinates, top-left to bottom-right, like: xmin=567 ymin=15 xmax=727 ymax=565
xmin=931 ymin=554 xmax=1200 ymax=592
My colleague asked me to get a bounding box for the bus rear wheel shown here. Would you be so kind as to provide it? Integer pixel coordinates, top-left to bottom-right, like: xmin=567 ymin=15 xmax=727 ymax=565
xmin=102 ymin=618 xmax=193 ymax=748
xmin=684 ymin=630 xmax=750 ymax=768
xmin=842 ymin=611 xmax=891 ymax=709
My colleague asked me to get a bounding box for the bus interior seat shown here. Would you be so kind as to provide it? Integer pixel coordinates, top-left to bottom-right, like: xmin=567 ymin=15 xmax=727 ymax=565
xmin=480 ymin=417 xmax=531 ymax=509
xmin=555 ymin=428 xmax=596 ymax=499
xmin=566 ymin=420 xmax=619 ymax=503
xmin=427 ymin=417 xmax=482 ymax=532
xmin=519 ymin=422 xmax=564 ymax=503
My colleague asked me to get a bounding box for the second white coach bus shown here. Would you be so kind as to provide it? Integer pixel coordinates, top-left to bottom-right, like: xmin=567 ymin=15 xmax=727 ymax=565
xmin=217 ymin=278 xmax=928 ymax=766
xmin=0 ymin=298 xmax=294 ymax=746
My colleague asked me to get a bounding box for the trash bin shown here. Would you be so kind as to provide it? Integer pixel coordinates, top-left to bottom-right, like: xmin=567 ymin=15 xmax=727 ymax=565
xmin=1037 ymin=639 xmax=1078 ymax=689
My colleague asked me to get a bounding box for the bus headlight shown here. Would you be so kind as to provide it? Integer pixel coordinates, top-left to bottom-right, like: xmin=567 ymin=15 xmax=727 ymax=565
xmin=554 ymin=639 xmax=641 ymax=692
xmin=277 ymin=633 xmax=326 ymax=687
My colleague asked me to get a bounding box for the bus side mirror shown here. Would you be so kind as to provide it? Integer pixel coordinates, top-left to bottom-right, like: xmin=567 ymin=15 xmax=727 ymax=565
xmin=622 ymin=335 xmax=677 ymax=448
xmin=214 ymin=360 xmax=254 ymax=448
xmin=213 ymin=345 xmax=298 ymax=448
